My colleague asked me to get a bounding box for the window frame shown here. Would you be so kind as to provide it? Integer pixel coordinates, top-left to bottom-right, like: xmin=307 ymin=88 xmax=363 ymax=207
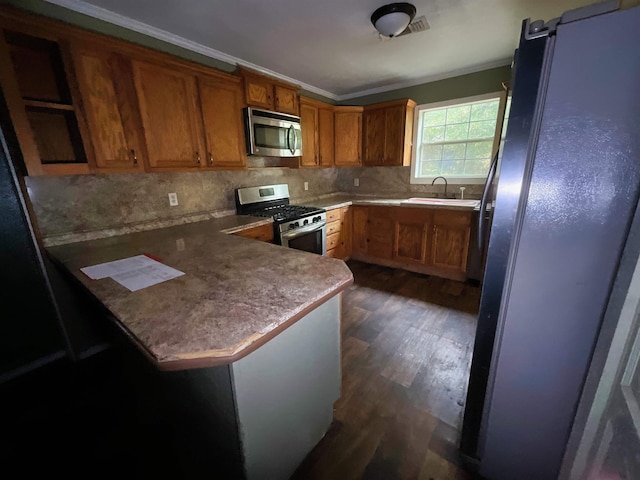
xmin=410 ymin=91 xmax=508 ymax=185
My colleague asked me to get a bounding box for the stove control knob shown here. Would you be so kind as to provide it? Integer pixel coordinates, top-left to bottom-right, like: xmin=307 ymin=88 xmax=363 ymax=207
xmin=303 ymin=219 xmax=309 ymax=225
xmin=289 ymin=223 xmax=295 ymax=230
xmin=294 ymin=222 xmax=300 ymax=228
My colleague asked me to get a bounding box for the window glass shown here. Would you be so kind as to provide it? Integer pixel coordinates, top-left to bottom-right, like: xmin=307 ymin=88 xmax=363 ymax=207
xmin=411 ymin=94 xmax=508 ymax=184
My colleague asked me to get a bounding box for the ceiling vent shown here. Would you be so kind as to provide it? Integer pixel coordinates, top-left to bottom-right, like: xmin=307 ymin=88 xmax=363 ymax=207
xmin=397 ymin=15 xmax=430 ymax=36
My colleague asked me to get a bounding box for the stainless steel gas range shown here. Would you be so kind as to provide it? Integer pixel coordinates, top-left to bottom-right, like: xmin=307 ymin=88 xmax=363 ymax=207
xmin=235 ymin=184 xmax=326 ymax=255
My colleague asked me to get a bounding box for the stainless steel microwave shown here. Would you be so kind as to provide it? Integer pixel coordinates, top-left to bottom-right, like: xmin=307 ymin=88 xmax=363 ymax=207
xmin=243 ymin=107 xmax=302 ymax=157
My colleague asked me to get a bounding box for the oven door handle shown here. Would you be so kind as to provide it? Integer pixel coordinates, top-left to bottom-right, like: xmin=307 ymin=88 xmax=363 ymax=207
xmin=280 ymin=221 xmax=326 ymax=239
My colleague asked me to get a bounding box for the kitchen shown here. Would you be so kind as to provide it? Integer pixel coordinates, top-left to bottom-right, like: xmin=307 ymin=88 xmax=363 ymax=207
xmin=2 ymin=0 xmax=640 ymax=479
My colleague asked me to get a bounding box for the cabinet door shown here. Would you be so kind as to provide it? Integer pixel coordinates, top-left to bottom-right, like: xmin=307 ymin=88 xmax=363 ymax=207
xmin=367 ymin=206 xmax=394 ymax=259
xmin=300 ymin=102 xmax=318 ymax=166
xmin=364 ymin=108 xmax=385 ymax=166
xmin=198 ymin=75 xmax=246 ymax=168
xmin=133 ymin=61 xmax=204 ymax=169
xmin=393 ymin=207 xmax=431 ymax=265
xmin=430 ymin=210 xmax=471 ymax=272
xmin=244 ymin=75 xmax=274 ymax=110
xmin=352 ymin=206 xmax=368 ymax=254
xmin=334 ymin=111 xmax=362 ymax=166
xmin=341 ymin=206 xmax=353 ymax=259
xmin=383 ymin=105 xmax=405 ymax=166
xmin=72 ymin=47 xmax=145 ymax=171
xmin=274 ymin=85 xmax=298 ymax=115
xmin=318 ymin=108 xmax=334 ymax=167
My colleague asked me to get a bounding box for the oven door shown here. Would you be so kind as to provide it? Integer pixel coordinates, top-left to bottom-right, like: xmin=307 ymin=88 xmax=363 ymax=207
xmin=280 ymin=222 xmax=327 ymax=255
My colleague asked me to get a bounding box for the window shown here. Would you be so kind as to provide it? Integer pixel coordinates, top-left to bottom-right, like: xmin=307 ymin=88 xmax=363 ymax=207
xmin=411 ymin=92 xmax=508 ymax=184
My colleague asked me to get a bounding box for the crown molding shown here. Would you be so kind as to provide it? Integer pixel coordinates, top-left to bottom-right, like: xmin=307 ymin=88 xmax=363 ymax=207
xmin=41 ymin=0 xmax=512 ymax=104
xmin=335 ymin=58 xmax=513 ymax=102
xmin=42 ymin=0 xmax=339 ymax=100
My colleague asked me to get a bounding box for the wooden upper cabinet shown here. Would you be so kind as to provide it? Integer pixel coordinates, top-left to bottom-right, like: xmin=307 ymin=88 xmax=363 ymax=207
xmin=132 ymin=60 xmax=204 ymax=169
xmin=274 ymin=85 xmax=298 ymax=115
xmin=318 ymin=107 xmax=334 ymax=167
xmin=243 ymin=73 xmax=273 ymax=110
xmin=300 ymin=101 xmax=319 ymax=167
xmin=300 ymin=96 xmax=335 ymax=168
xmin=363 ymin=99 xmax=416 ymax=167
xmin=0 ymin=27 xmax=92 ymax=175
xmin=334 ymin=106 xmax=363 ymax=166
xmin=197 ymin=75 xmax=246 ymax=168
xmin=238 ymin=67 xmax=299 ymax=115
xmin=363 ymin=108 xmax=385 ymax=166
xmin=71 ymin=46 xmax=145 ymax=171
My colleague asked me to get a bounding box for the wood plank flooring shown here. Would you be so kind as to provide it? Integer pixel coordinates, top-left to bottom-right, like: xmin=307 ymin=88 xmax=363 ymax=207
xmin=291 ymin=261 xmax=481 ymax=480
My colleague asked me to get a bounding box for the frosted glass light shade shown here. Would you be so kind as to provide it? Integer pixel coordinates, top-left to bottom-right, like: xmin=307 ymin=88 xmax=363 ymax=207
xmin=374 ymin=12 xmax=412 ymax=36
xmin=371 ymin=3 xmax=417 ymax=37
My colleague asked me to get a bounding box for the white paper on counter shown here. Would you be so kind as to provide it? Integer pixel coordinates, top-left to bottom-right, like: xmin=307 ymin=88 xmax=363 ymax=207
xmin=81 ymin=255 xmax=158 ymax=280
xmin=110 ymin=263 xmax=185 ymax=292
xmin=80 ymin=255 xmax=185 ymax=291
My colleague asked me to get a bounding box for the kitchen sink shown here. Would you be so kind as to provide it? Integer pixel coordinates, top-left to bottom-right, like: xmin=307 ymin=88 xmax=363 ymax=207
xmin=401 ymin=198 xmax=480 ymax=207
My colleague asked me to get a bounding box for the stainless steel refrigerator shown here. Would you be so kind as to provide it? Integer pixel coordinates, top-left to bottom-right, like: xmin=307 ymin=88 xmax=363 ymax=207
xmin=460 ymin=3 xmax=640 ymax=479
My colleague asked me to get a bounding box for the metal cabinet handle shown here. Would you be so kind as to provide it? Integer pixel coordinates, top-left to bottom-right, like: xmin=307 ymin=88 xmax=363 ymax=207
xmin=208 ymin=152 xmax=214 ymax=166
xmin=130 ymin=149 xmax=138 ymax=166
xmin=195 ymin=152 xmax=201 ymax=165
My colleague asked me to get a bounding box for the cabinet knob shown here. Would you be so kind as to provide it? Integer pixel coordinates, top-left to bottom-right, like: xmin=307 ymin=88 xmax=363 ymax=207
xmin=130 ymin=149 xmax=138 ymax=166
xmin=208 ymin=152 xmax=214 ymax=166
xmin=195 ymin=152 xmax=201 ymax=165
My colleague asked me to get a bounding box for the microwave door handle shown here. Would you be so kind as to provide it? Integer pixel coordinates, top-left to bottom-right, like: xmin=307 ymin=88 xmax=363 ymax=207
xmin=281 ymin=221 xmax=326 ymax=239
xmin=287 ymin=125 xmax=295 ymax=155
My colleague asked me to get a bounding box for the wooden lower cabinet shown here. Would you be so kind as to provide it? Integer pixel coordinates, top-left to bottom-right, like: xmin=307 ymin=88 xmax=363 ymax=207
xmin=431 ymin=210 xmax=471 ymax=273
xmin=232 ymin=223 xmax=274 ymax=243
xmin=325 ymin=206 xmax=352 ymax=260
xmin=350 ymin=205 xmax=473 ymax=281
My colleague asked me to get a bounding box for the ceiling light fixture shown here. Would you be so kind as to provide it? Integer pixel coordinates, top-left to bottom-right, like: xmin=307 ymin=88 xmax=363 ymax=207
xmin=370 ymin=2 xmax=417 ymax=38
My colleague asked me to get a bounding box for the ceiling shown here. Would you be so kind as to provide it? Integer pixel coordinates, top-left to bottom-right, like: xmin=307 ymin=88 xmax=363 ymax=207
xmin=45 ymin=0 xmax=611 ymax=99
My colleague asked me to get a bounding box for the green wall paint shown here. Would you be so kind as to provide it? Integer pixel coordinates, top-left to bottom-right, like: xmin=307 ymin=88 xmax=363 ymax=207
xmin=2 ymin=0 xmax=336 ymax=103
xmin=3 ymin=0 xmax=508 ymax=107
xmin=341 ymin=65 xmax=512 ymax=106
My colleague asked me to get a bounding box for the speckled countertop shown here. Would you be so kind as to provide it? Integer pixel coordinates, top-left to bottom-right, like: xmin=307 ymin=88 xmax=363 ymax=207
xmin=47 ymin=216 xmax=353 ymax=371
xmin=304 ymin=194 xmax=480 ymax=212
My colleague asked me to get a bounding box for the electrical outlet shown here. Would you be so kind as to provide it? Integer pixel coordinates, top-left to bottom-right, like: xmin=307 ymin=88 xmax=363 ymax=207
xmin=176 ymin=238 xmax=185 ymax=251
xmin=354 ymin=178 xmax=360 ymax=187
xmin=168 ymin=192 xmax=178 ymax=206
xmin=304 ymin=182 xmax=309 ymax=191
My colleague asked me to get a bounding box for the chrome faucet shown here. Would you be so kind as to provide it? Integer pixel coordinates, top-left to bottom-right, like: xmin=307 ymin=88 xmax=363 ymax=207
xmin=431 ymin=176 xmax=449 ymax=198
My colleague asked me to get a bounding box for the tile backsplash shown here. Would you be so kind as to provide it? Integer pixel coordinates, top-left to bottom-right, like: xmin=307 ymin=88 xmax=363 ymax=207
xmin=26 ymin=166 xmax=483 ymax=243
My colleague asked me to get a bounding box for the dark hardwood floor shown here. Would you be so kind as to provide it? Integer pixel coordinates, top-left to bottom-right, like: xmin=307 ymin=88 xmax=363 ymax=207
xmin=292 ymin=260 xmax=482 ymax=480
xmin=1 ymin=260 xmax=481 ymax=479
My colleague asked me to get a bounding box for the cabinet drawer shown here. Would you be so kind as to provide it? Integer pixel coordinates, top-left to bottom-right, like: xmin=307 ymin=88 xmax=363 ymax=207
xmin=327 ymin=232 xmax=340 ymax=250
xmin=326 ymin=208 xmax=342 ymax=223
xmin=325 ymin=247 xmax=338 ymax=258
xmin=326 ymin=220 xmax=341 ymax=236
xmin=233 ymin=223 xmax=274 ymax=242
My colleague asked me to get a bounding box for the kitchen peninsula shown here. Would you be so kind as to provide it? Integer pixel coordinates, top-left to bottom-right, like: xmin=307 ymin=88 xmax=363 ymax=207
xmin=47 ymin=217 xmax=353 ymax=480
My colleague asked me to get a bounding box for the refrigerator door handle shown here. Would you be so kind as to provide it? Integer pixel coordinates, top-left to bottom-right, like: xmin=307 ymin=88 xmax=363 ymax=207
xmin=478 ymin=151 xmax=499 ymax=250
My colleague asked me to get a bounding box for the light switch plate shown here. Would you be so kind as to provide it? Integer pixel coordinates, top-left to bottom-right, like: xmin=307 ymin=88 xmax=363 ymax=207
xmin=354 ymin=178 xmax=360 ymax=187
xmin=168 ymin=192 xmax=178 ymax=206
